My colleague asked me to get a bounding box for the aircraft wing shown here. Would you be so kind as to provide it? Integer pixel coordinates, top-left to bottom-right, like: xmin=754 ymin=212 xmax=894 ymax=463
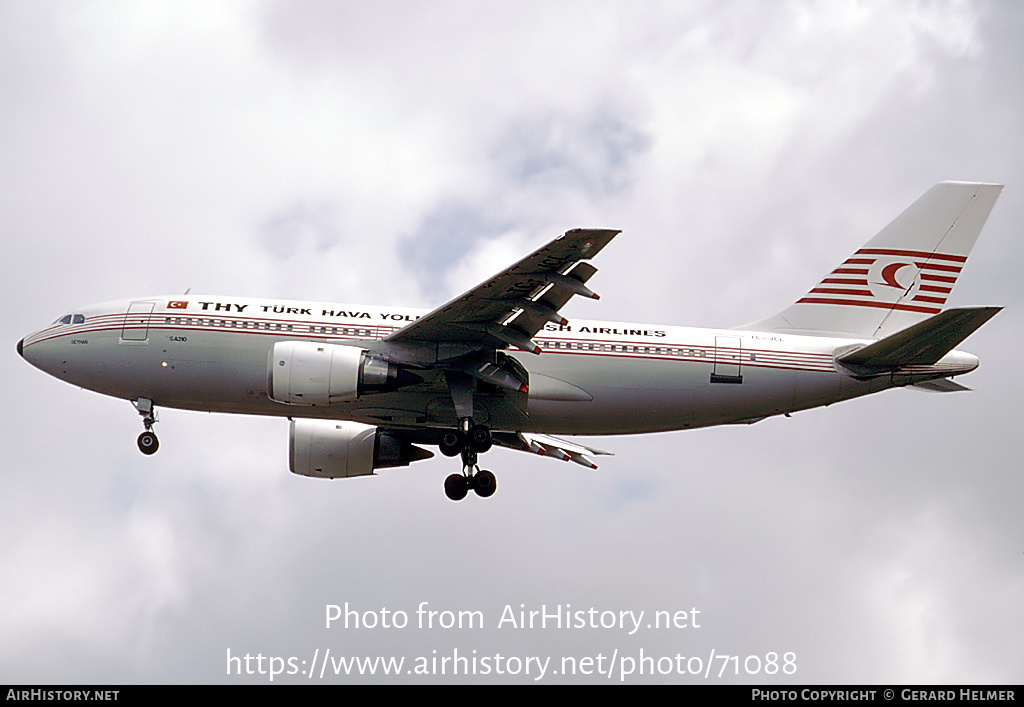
xmin=383 ymin=228 xmax=618 ymax=359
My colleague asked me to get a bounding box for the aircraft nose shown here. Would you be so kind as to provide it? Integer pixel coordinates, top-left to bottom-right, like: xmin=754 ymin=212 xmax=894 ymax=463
xmin=17 ymin=338 xmax=24 ymax=358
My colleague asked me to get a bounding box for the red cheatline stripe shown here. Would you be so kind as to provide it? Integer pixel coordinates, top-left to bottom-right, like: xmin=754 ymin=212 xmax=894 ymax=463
xmin=912 ymin=295 xmax=946 ymax=304
xmin=844 ymin=258 xmax=874 ymax=265
xmin=919 ymin=284 xmax=952 ymax=293
xmin=832 ymin=267 xmax=869 ymax=275
xmin=857 ymin=248 xmax=967 ymax=263
xmin=21 ymin=333 xmax=843 ymax=374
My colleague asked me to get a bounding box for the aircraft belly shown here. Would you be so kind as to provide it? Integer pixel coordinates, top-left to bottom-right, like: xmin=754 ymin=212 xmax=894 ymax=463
xmin=520 ymin=354 xmax=689 ymax=433
xmin=141 ymin=343 xmax=884 ymax=430
xmin=41 ymin=329 xmax=267 ymax=411
xmin=519 ymin=352 xmax=846 ymax=434
xmin=150 ymin=332 xmax=295 ymax=411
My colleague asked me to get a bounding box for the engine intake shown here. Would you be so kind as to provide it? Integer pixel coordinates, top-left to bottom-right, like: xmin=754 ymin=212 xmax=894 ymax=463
xmin=268 ymin=341 xmax=420 ymax=406
xmin=289 ymin=419 xmax=432 ymax=478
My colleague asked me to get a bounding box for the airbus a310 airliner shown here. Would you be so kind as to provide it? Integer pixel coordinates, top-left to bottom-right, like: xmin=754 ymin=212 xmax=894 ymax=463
xmin=19 ymin=182 xmax=1003 ymax=500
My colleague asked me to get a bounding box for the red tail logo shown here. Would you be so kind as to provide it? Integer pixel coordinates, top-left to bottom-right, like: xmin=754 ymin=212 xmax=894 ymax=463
xmin=798 ymin=248 xmax=964 ymax=315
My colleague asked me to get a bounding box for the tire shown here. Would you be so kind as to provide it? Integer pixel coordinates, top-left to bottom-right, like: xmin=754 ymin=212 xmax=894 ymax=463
xmin=469 ymin=425 xmax=492 ymax=453
xmin=473 ymin=469 xmax=497 ymax=498
xmin=137 ymin=431 xmax=159 ymax=455
xmin=439 ymin=431 xmax=464 ymax=457
xmin=444 ymin=473 xmax=469 ymax=501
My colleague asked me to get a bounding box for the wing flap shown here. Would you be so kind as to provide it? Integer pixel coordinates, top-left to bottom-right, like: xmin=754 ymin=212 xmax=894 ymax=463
xmin=492 ymin=431 xmax=612 ymax=469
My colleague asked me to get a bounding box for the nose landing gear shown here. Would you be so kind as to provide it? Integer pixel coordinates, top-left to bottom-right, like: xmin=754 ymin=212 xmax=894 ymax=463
xmin=133 ymin=398 xmax=160 ymax=455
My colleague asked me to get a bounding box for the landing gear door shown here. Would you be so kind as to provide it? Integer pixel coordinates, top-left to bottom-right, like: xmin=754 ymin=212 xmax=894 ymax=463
xmin=710 ymin=336 xmax=743 ymax=384
xmin=121 ymin=301 xmax=155 ymax=342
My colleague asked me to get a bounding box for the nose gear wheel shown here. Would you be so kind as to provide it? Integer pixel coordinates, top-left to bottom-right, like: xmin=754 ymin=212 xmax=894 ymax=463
xmin=133 ymin=398 xmax=160 ymax=456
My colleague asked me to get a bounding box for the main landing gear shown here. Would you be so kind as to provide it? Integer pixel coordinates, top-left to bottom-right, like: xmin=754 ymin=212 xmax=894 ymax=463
xmin=133 ymin=398 xmax=159 ymax=455
xmin=440 ymin=419 xmax=497 ymax=501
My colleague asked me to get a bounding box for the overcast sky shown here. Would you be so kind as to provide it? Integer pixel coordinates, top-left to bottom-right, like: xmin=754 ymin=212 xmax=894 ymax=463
xmin=3 ymin=0 xmax=1022 ymax=685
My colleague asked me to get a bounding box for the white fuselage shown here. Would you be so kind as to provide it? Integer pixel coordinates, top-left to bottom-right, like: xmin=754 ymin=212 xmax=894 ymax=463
xmin=18 ymin=295 xmax=979 ymax=436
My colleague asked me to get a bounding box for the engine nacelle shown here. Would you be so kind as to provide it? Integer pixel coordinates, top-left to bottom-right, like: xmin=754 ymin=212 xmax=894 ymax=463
xmin=289 ymin=419 xmax=433 ymax=478
xmin=268 ymin=341 xmax=419 ymax=406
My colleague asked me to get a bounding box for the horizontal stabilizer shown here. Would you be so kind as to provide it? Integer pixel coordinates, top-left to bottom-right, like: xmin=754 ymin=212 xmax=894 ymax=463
xmin=909 ymin=379 xmax=972 ymax=393
xmin=837 ymin=306 xmax=1001 ymax=371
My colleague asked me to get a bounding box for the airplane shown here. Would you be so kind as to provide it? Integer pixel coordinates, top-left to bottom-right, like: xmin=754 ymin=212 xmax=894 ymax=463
xmin=18 ymin=182 xmax=1003 ymax=501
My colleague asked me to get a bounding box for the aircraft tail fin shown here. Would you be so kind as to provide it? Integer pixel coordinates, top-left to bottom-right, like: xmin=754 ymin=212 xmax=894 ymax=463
xmin=835 ymin=306 xmax=1000 ymax=375
xmin=746 ymin=182 xmax=1003 ymax=339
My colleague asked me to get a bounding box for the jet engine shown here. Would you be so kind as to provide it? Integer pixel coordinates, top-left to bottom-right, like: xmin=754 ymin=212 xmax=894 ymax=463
xmin=268 ymin=341 xmax=420 ymax=406
xmin=289 ymin=419 xmax=433 ymax=478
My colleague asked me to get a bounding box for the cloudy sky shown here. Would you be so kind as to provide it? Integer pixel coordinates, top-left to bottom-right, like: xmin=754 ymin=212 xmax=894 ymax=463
xmin=3 ymin=0 xmax=1022 ymax=684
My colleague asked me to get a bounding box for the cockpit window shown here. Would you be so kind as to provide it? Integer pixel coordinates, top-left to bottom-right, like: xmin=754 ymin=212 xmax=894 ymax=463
xmin=53 ymin=314 xmax=86 ymax=325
